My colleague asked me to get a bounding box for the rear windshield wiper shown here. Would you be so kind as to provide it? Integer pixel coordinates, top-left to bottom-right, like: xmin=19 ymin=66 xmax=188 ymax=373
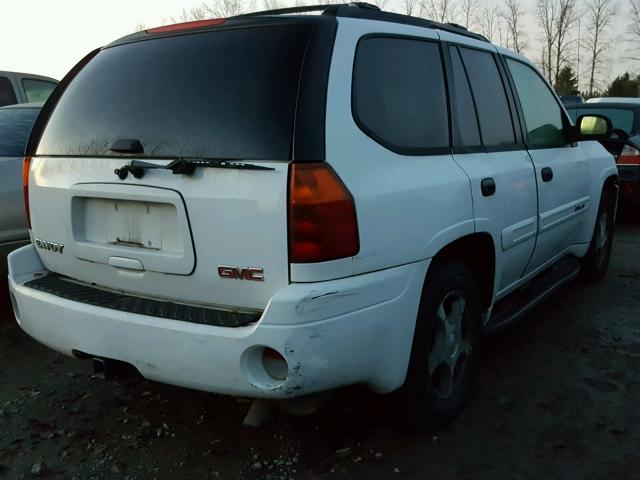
xmin=114 ymin=157 xmax=275 ymax=180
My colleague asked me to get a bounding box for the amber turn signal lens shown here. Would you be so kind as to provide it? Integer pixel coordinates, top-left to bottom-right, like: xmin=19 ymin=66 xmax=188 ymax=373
xmin=288 ymin=163 xmax=359 ymax=263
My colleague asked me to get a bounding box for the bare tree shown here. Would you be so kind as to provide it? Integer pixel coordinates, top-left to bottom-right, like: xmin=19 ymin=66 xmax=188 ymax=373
xmin=372 ymin=0 xmax=389 ymax=10
xmin=202 ymin=0 xmax=255 ymax=17
xmin=535 ymin=0 xmax=557 ymax=82
xmin=262 ymin=0 xmax=286 ymax=9
xmin=584 ymin=0 xmax=616 ymax=95
xmin=501 ymin=0 xmax=526 ymax=52
xmin=553 ymin=0 xmax=577 ymax=86
xmin=171 ymin=6 xmax=208 ymax=23
xmin=404 ymin=0 xmax=420 ymax=15
xmin=458 ymin=0 xmax=478 ymax=28
xmin=628 ymin=0 xmax=640 ymax=58
xmin=477 ymin=0 xmax=502 ymax=42
xmin=420 ymin=0 xmax=455 ymax=22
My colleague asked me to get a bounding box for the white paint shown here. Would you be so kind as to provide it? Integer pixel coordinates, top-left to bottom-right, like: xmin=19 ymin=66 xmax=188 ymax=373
xmin=10 ymin=244 xmax=429 ymax=397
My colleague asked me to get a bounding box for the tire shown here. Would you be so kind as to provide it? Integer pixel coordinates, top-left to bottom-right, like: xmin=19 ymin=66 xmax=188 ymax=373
xmin=580 ymin=189 xmax=615 ymax=283
xmin=397 ymin=260 xmax=483 ymax=431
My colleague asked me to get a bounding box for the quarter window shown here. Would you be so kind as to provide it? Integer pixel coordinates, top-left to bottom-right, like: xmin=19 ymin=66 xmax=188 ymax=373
xmin=458 ymin=47 xmax=516 ymax=147
xmin=506 ymin=59 xmax=566 ymax=148
xmin=352 ymin=37 xmax=449 ymax=153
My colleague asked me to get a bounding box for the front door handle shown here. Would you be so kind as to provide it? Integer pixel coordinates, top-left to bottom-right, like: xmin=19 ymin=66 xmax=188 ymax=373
xmin=481 ymin=178 xmax=496 ymax=196
xmin=541 ymin=167 xmax=554 ymax=182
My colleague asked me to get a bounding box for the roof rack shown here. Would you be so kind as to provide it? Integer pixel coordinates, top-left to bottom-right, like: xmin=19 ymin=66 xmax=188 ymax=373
xmin=238 ymin=2 xmax=379 ymax=17
xmin=236 ymin=2 xmax=488 ymax=42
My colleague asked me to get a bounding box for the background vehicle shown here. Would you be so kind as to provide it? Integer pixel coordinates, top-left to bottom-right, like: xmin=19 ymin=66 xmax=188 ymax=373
xmin=560 ymin=95 xmax=584 ymax=106
xmin=566 ymin=102 xmax=640 ymax=217
xmin=8 ymin=3 xmax=618 ymax=429
xmin=0 ymin=103 xmax=41 ymax=275
xmin=0 ymin=71 xmax=57 ymax=107
xmin=586 ymin=97 xmax=640 ymax=104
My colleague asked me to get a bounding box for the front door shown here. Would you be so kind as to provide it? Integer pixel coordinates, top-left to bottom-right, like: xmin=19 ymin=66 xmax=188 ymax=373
xmin=505 ymin=58 xmax=591 ymax=275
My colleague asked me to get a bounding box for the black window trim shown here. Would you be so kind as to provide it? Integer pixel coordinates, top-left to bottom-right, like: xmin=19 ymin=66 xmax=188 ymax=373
xmin=445 ymin=42 xmax=525 ymax=154
xmin=501 ymin=54 xmax=574 ymax=150
xmin=351 ymin=33 xmax=453 ymax=157
xmin=292 ymin=18 xmax=337 ymax=161
xmin=442 ymin=44 xmax=483 ymax=151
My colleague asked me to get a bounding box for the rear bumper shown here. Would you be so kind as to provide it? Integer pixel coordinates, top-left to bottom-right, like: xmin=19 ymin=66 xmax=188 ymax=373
xmin=8 ymin=245 xmax=427 ymax=398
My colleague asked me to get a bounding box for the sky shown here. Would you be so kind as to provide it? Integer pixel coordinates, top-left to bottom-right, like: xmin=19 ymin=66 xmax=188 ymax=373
xmin=1 ymin=0 xmax=636 ymax=90
xmin=1 ymin=0 xmax=208 ymax=79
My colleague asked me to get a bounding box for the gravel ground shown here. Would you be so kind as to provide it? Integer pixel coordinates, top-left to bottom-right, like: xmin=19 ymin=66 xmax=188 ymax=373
xmin=0 ymin=223 xmax=639 ymax=480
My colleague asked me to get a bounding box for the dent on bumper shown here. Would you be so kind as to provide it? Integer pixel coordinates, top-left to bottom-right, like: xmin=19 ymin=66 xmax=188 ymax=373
xmin=9 ymin=245 xmax=428 ymax=398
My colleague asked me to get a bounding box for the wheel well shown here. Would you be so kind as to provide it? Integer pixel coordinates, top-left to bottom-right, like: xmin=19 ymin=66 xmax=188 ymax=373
xmin=432 ymin=233 xmax=496 ymax=311
xmin=603 ymin=175 xmax=618 ymax=195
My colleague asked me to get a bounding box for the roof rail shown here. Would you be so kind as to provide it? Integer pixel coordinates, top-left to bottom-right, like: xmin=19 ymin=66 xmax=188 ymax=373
xmin=236 ymin=2 xmax=488 ymax=42
xmin=237 ymin=2 xmax=378 ymax=17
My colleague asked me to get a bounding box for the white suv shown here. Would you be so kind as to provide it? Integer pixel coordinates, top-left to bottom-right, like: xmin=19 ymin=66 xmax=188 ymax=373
xmin=8 ymin=3 xmax=618 ymax=427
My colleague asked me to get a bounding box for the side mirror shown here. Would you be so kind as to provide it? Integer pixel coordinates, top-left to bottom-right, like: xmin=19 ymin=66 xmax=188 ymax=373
xmin=576 ymin=114 xmax=612 ymax=140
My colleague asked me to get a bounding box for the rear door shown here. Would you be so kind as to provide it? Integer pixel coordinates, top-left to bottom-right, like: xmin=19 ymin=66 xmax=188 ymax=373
xmin=447 ymin=44 xmax=537 ymax=297
xmin=28 ymin=23 xmax=318 ymax=311
xmin=504 ymin=57 xmax=591 ymax=275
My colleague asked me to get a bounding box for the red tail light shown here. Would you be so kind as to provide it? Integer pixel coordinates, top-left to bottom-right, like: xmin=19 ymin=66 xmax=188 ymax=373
xmin=23 ymin=157 xmax=31 ymax=229
xmin=146 ymin=18 xmax=225 ymax=34
xmin=288 ymin=163 xmax=359 ymax=263
xmin=618 ymin=144 xmax=640 ymax=165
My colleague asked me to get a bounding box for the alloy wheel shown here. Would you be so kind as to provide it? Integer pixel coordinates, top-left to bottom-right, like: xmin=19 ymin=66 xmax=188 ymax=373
xmin=427 ymin=291 xmax=472 ymax=399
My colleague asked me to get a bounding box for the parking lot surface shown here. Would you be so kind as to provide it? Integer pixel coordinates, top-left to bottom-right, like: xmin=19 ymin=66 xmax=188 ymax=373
xmin=1 ymin=224 xmax=639 ymax=480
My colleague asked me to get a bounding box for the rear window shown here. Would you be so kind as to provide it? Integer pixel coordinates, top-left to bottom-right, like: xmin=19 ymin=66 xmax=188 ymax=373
xmin=0 ymin=107 xmax=40 ymax=157
xmin=36 ymin=26 xmax=311 ymax=160
xmin=567 ymin=108 xmax=635 ymax=133
xmin=22 ymin=78 xmax=57 ymax=103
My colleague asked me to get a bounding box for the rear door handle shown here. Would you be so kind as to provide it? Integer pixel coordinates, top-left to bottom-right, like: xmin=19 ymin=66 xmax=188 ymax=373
xmin=481 ymin=178 xmax=496 ymax=196
xmin=541 ymin=167 xmax=554 ymax=182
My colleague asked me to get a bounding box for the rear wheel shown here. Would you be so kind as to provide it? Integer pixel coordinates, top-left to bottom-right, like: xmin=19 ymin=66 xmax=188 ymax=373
xmin=398 ymin=261 xmax=482 ymax=431
xmin=580 ymin=189 xmax=615 ymax=283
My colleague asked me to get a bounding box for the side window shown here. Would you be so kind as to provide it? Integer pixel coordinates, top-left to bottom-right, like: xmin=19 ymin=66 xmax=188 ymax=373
xmin=449 ymin=47 xmax=481 ymax=148
xmin=0 ymin=76 xmax=18 ymax=107
xmin=459 ymin=47 xmax=516 ymax=147
xmin=22 ymin=79 xmax=57 ymax=103
xmin=506 ymin=59 xmax=566 ymax=148
xmin=352 ymin=37 xmax=449 ymax=153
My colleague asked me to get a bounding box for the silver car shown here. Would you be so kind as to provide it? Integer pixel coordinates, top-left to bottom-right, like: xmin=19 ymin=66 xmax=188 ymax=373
xmin=0 ymin=103 xmax=41 ymax=274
